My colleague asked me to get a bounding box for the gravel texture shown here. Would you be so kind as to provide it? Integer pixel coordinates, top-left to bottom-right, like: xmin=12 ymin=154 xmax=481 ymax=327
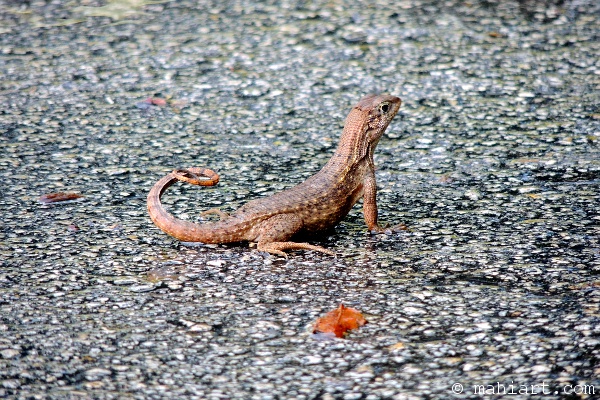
xmin=1 ymin=0 xmax=599 ymax=399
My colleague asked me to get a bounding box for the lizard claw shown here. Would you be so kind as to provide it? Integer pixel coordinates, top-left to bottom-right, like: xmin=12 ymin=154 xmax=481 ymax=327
xmin=369 ymin=223 xmax=407 ymax=234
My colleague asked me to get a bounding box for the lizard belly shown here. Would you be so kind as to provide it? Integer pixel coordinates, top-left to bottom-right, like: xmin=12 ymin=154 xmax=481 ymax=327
xmin=300 ymin=183 xmax=364 ymax=233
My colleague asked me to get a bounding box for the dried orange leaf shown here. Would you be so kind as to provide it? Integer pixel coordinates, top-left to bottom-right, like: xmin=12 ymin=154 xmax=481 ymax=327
xmin=313 ymin=304 xmax=367 ymax=338
xmin=136 ymin=97 xmax=167 ymax=109
xmin=39 ymin=192 xmax=83 ymax=204
xmin=150 ymin=97 xmax=167 ymax=106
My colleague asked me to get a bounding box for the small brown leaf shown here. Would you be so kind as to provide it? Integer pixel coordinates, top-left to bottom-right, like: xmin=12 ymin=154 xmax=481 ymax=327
xmin=136 ymin=97 xmax=167 ymax=109
xmin=150 ymin=97 xmax=167 ymax=106
xmin=39 ymin=192 xmax=83 ymax=204
xmin=313 ymin=304 xmax=367 ymax=338
xmin=388 ymin=342 xmax=406 ymax=351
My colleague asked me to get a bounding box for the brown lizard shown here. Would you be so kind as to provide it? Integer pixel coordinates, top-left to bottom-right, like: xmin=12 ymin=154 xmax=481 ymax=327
xmin=147 ymin=93 xmax=401 ymax=257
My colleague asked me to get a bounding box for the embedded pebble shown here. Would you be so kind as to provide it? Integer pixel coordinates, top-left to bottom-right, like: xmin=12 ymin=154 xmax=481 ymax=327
xmin=129 ymin=284 xmax=156 ymax=293
xmin=0 ymin=349 xmax=20 ymax=359
xmin=84 ymin=368 xmax=111 ymax=380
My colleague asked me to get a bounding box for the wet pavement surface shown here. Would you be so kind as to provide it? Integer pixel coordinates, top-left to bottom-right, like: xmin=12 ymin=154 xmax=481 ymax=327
xmin=1 ymin=0 xmax=599 ymax=399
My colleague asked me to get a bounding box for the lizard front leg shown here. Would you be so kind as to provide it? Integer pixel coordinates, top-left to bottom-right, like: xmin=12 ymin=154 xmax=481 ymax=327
xmin=363 ymin=169 xmax=407 ymax=233
xmin=255 ymin=214 xmax=335 ymax=257
xmin=362 ymin=169 xmax=381 ymax=231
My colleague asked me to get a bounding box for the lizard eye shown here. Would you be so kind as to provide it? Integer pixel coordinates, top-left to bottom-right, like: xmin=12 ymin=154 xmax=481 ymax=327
xmin=379 ymin=102 xmax=390 ymax=114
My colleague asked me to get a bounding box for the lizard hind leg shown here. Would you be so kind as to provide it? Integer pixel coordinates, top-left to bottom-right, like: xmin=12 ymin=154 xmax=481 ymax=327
xmin=201 ymin=208 xmax=230 ymax=221
xmin=255 ymin=214 xmax=336 ymax=257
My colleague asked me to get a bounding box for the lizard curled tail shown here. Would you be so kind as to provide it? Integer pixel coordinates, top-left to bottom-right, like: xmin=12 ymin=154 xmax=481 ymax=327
xmin=147 ymin=167 xmax=226 ymax=243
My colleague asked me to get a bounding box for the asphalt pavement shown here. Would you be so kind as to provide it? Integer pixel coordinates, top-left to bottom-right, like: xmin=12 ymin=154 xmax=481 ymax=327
xmin=1 ymin=0 xmax=599 ymax=399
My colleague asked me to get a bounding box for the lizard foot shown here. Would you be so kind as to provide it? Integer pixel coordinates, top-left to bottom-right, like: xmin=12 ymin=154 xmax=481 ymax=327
xmin=257 ymin=241 xmax=336 ymax=257
xmin=369 ymin=223 xmax=408 ymax=234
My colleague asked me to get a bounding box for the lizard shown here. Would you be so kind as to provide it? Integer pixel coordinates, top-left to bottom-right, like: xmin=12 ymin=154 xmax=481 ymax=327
xmin=147 ymin=93 xmax=402 ymax=257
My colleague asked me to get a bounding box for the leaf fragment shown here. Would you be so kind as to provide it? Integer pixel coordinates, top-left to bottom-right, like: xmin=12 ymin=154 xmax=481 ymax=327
xmin=313 ymin=304 xmax=367 ymax=338
xmin=39 ymin=192 xmax=84 ymax=204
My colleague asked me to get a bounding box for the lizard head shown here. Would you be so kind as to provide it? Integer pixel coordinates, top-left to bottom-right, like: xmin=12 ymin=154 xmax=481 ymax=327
xmin=360 ymin=94 xmax=401 ymax=137
xmin=337 ymin=94 xmax=402 ymax=162
xmin=357 ymin=94 xmax=402 ymax=149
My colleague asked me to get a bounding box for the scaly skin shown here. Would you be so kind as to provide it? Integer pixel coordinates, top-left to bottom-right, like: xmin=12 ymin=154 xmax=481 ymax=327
xmin=147 ymin=94 xmax=402 ymax=257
